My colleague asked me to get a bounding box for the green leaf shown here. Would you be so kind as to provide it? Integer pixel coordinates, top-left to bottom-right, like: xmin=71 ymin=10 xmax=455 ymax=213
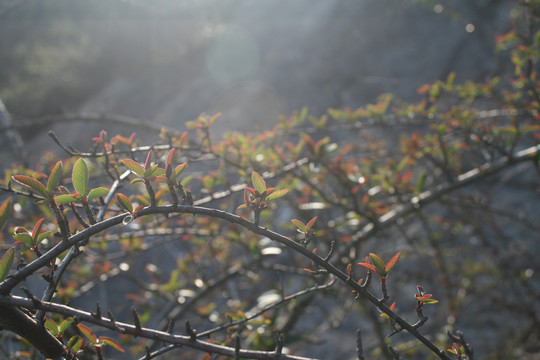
xmin=121 ymin=159 xmax=145 ymax=177
xmin=251 ymin=171 xmax=266 ymax=194
xmin=36 ymin=232 xmax=53 ymax=245
xmin=264 ymin=189 xmax=289 ymax=201
xmin=0 ymin=197 xmax=11 ymax=233
xmin=87 ymin=187 xmax=109 ymax=201
xmin=59 ymin=318 xmax=74 ymax=334
xmin=0 ymin=247 xmax=15 ymax=282
xmin=144 ymin=163 xmax=160 ymax=178
xmin=117 ymin=193 xmax=133 ymax=213
xmin=47 ymin=161 xmax=64 ymax=193
xmin=54 ymin=194 xmax=79 ymax=205
xmin=77 ymin=323 xmax=97 ymax=344
xmin=369 ymin=253 xmax=386 ymax=275
xmin=99 ymin=336 xmax=125 ymax=352
xmin=44 ymin=319 xmax=59 ymax=337
xmin=72 ymin=159 xmax=89 ymax=198
xmin=67 ymin=335 xmax=83 ymax=352
xmin=174 ymin=163 xmax=187 ymax=179
xmin=291 ymin=219 xmax=307 ymax=233
xmin=13 ymin=227 xmax=34 ymax=247
xmin=11 ymin=175 xmax=51 ymax=201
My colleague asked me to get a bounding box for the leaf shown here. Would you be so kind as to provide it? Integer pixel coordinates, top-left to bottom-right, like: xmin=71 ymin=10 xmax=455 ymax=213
xmin=384 ymin=252 xmax=401 ymax=273
xmin=0 ymin=247 xmax=15 ymax=282
xmin=36 ymin=231 xmax=53 ymax=245
xmin=369 ymin=253 xmax=387 ymax=275
xmin=99 ymin=336 xmax=125 ymax=352
xmin=357 ymin=262 xmax=377 ymax=273
xmin=305 ymin=216 xmax=318 ymax=231
xmin=87 ymin=187 xmax=109 ymax=201
xmin=31 ymin=218 xmax=44 ymax=242
xmin=54 ymin=194 xmax=79 ymax=205
xmin=59 ymin=318 xmax=74 ymax=334
xmin=121 ymin=159 xmax=145 ymax=177
xmin=144 ymin=150 xmax=153 ymax=171
xmin=251 ymin=171 xmax=266 ymax=194
xmin=12 ymin=175 xmax=50 ymax=201
xmin=117 ymin=193 xmax=133 ymax=214
xmin=77 ymin=323 xmax=97 ymax=344
xmin=44 ymin=318 xmax=59 ymax=337
xmin=54 ymin=195 xmax=81 ymax=205
xmin=144 ymin=163 xmax=160 ymax=178
xmin=0 ymin=197 xmax=11 ymax=232
xmin=67 ymin=335 xmax=83 ymax=352
xmin=174 ymin=163 xmax=187 ymax=179
xmin=264 ymin=189 xmax=289 ymax=201
xmin=47 ymin=161 xmax=64 ymax=192
xmin=72 ymin=159 xmax=89 ymax=198
xmin=13 ymin=229 xmax=34 ymax=247
xmin=291 ymin=219 xmax=307 ymax=233
xmin=166 ymin=148 xmax=175 ymax=169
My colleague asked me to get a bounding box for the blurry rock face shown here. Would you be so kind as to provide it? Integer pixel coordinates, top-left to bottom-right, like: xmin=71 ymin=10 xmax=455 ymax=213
xmin=0 ymin=0 xmax=514 ymax=154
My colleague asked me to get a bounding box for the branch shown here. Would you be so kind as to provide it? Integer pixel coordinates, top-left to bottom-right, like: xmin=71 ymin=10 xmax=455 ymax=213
xmin=0 ymin=295 xmax=317 ymax=360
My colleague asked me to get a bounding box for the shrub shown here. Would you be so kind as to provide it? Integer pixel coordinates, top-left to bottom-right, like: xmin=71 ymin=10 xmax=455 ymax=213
xmin=1 ymin=2 xmax=540 ymax=359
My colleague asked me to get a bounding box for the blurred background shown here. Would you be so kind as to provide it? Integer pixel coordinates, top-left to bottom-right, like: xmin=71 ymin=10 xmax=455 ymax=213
xmin=0 ymin=0 xmax=513 ymax=156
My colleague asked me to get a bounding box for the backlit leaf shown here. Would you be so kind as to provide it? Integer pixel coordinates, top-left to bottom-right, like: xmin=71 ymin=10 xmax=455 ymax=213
xmin=121 ymin=159 xmax=145 ymax=177
xmin=305 ymin=216 xmax=318 ymax=231
xmin=12 ymin=175 xmax=50 ymax=200
xmin=357 ymin=262 xmax=377 ymax=273
xmin=72 ymin=159 xmax=89 ymax=198
xmin=47 ymin=161 xmax=63 ymax=192
xmin=0 ymin=247 xmax=15 ymax=282
xmin=251 ymin=171 xmax=266 ymax=194
xmin=54 ymin=194 xmax=79 ymax=205
xmin=59 ymin=318 xmax=74 ymax=334
xmin=87 ymin=187 xmax=109 ymax=201
xmin=166 ymin=148 xmax=175 ymax=169
xmin=369 ymin=253 xmax=386 ymax=275
xmin=67 ymin=335 xmax=83 ymax=352
xmin=31 ymin=218 xmax=44 ymax=241
xmin=144 ymin=150 xmax=153 ymax=170
xmin=77 ymin=323 xmax=97 ymax=344
xmin=384 ymin=252 xmax=401 ymax=273
xmin=99 ymin=336 xmax=125 ymax=352
xmin=117 ymin=193 xmax=133 ymax=213
xmin=0 ymin=197 xmax=11 ymax=232
xmin=264 ymin=189 xmax=289 ymax=201
xmin=291 ymin=219 xmax=307 ymax=233
xmin=174 ymin=163 xmax=187 ymax=179
xmin=44 ymin=318 xmax=59 ymax=337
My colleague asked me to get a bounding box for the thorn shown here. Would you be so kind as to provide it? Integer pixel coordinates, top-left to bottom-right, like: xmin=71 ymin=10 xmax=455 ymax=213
xmin=235 ymin=336 xmax=241 ymax=360
xmin=185 ymin=320 xmax=197 ymax=341
xmin=20 ymin=287 xmax=40 ymax=308
xmin=108 ymin=310 xmax=125 ymax=332
xmin=273 ymin=331 xmax=283 ymax=354
xmin=166 ymin=317 xmax=175 ymax=334
xmin=132 ymin=307 xmax=141 ymax=332
xmin=92 ymin=302 xmax=102 ymax=319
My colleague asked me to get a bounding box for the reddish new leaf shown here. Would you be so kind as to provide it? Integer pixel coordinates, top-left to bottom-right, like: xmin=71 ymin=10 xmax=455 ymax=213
xmin=384 ymin=252 xmax=401 ymax=273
